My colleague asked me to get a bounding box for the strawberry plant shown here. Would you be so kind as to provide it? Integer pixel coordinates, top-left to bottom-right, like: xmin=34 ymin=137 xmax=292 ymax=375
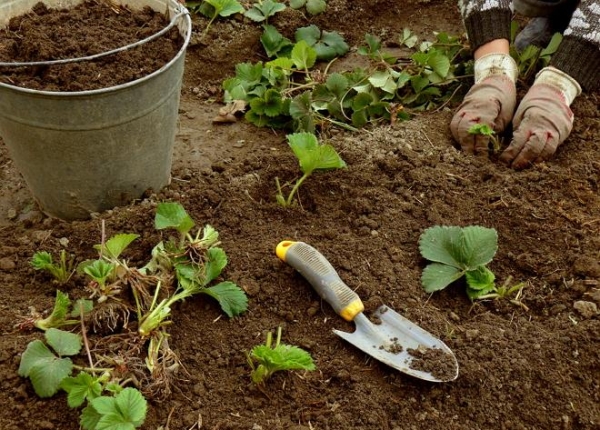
xmin=468 ymin=123 xmax=500 ymax=153
xmin=418 ymin=225 xmax=499 ymax=299
xmin=248 ymin=327 xmax=316 ymax=384
xmin=19 ymin=327 xmax=147 ymax=429
xmin=275 ymin=132 xmax=346 ymax=206
xmin=418 ymin=225 xmax=528 ymax=306
xmin=31 ymin=250 xmax=74 ymax=284
xmin=222 ymin=28 xmax=470 ymax=132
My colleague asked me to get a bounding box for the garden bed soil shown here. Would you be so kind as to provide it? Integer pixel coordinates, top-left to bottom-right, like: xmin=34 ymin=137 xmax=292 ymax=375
xmin=0 ymin=0 xmax=599 ymax=429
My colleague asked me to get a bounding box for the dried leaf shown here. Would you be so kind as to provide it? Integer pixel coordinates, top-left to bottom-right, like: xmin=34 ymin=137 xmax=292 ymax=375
xmin=213 ymin=100 xmax=247 ymax=123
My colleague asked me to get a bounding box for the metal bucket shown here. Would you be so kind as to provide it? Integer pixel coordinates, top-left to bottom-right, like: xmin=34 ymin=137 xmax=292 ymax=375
xmin=0 ymin=0 xmax=192 ymax=220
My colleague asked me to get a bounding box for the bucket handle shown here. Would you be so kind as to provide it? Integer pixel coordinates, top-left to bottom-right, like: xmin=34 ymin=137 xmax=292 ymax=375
xmin=0 ymin=9 xmax=189 ymax=67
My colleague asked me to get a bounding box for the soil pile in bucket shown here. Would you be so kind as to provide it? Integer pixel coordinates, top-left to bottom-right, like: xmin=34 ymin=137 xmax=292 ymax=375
xmin=0 ymin=1 xmax=183 ymax=91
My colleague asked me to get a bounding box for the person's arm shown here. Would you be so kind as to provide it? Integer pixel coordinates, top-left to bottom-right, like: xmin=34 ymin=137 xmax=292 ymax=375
xmin=499 ymin=0 xmax=600 ymax=168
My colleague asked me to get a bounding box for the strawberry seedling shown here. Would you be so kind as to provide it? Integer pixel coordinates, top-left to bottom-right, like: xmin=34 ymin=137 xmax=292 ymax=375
xmin=31 ymin=250 xmax=74 ymax=284
xmin=275 ymin=132 xmax=346 ymax=207
xmin=248 ymin=327 xmax=316 ymax=384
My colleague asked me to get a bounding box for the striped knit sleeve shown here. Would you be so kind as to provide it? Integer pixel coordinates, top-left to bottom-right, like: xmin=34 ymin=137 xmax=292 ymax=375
xmin=550 ymin=0 xmax=600 ymax=90
xmin=458 ymin=0 xmax=513 ymax=51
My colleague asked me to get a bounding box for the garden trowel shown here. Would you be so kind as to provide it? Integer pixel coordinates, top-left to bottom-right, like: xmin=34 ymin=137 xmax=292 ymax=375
xmin=276 ymin=240 xmax=459 ymax=382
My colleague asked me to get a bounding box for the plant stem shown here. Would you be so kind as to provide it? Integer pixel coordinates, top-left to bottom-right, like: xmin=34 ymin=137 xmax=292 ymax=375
xmin=79 ymin=302 xmax=94 ymax=370
xmin=286 ymin=173 xmax=310 ymax=206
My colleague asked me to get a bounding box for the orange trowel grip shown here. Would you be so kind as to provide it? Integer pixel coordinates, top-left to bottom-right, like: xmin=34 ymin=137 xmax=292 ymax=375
xmin=276 ymin=241 xmax=364 ymax=321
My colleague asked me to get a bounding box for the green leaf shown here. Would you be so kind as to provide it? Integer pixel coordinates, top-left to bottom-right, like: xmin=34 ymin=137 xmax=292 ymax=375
xmin=19 ymin=340 xmax=74 ymax=398
xmin=352 ymin=92 xmax=374 ymax=111
xmin=31 ymin=251 xmax=54 ymax=271
xmin=410 ymin=75 xmax=430 ymax=94
xmin=61 ymin=372 xmax=102 ymax=408
xmin=295 ymin=25 xmax=348 ymax=61
xmin=95 ymin=234 xmax=139 ymax=260
xmin=466 ymin=283 xmax=497 ymax=300
xmin=204 ymin=247 xmax=228 ymax=284
xmin=289 ymin=0 xmax=306 ymax=8
xmin=34 ymin=290 xmax=71 ymax=331
xmin=250 ymin=341 xmax=315 ymax=383
xmin=461 ymin=226 xmax=498 ymax=268
xmin=83 ymin=260 xmax=115 ymax=285
xmin=291 ymin=40 xmax=317 ymax=70
xmin=465 ymin=266 xmax=496 ymax=291
xmin=44 ymin=328 xmax=82 ymax=356
xmin=244 ymin=0 xmax=286 ymax=22
xmin=289 ymin=92 xmax=316 ymax=133
xmin=428 ymin=53 xmax=450 ymax=78
xmin=70 ymin=299 xmax=94 ymax=318
xmin=468 ymin=123 xmax=495 ymax=136
xmin=368 ymin=70 xmax=397 ymax=94
xmin=421 ymin=263 xmax=464 ymax=293
xmin=325 ymin=73 xmax=349 ymax=99
xmin=114 ymin=388 xmax=147 ymax=427
xmin=400 ymin=28 xmax=418 ymax=48
xmin=205 ymin=0 xmax=245 ymax=17
xmin=18 ymin=340 xmax=55 ymax=377
xmin=235 ymin=62 xmax=264 ymax=85
xmin=261 ymin=24 xmax=293 ymax=58
xmin=249 ymin=88 xmax=284 ymax=117
xmin=287 ymin=132 xmax=346 ymax=174
xmin=155 ymin=202 xmax=195 ymax=236
xmin=203 ymin=281 xmax=249 ymax=317
xmin=419 ymin=226 xmax=464 ymax=268
xmin=90 ymin=388 xmax=147 ymax=430
xmin=81 ymin=404 xmax=102 ymax=430
xmin=305 ymin=0 xmax=326 ymax=15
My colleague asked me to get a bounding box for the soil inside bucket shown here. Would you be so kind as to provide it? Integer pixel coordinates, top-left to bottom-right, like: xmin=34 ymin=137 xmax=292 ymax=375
xmin=0 ymin=1 xmax=184 ymax=91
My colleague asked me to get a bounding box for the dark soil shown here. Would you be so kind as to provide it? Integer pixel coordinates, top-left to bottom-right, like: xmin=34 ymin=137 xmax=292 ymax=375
xmin=0 ymin=1 xmax=183 ymax=91
xmin=0 ymin=1 xmax=599 ymax=429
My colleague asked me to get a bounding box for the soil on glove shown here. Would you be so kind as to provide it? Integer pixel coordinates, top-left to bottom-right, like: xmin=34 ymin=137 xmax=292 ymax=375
xmin=0 ymin=0 xmax=599 ymax=429
xmin=0 ymin=1 xmax=183 ymax=91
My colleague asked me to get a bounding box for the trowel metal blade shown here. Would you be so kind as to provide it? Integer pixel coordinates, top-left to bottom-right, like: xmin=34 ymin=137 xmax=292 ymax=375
xmin=333 ymin=305 xmax=459 ymax=382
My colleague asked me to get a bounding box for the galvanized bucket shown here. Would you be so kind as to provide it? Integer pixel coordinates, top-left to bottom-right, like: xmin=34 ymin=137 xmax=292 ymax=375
xmin=0 ymin=0 xmax=192 ymax=220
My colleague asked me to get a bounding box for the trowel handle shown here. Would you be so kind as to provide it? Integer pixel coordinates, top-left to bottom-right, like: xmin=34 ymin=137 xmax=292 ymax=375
xmin=276 ymin=241 xmax=364 ymax=322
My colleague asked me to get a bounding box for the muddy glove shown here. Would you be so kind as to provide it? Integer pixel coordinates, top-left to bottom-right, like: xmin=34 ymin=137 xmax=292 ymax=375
xmin=450 ymin=53 xmax=518 ymax=155
xmin=499 ymin=66 xmax=581 ymax=169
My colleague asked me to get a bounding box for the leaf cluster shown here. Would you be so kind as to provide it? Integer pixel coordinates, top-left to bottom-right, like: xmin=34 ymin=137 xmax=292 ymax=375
xmin=20 ymin=328 xmax=147 ymax=429
xmin=509 ymin=22 xmax=563 ymax=83
xmin=223 ymin=28 xmax=470 ymax=132
xmin=418 ymin=225 xmax=498 ymax=300
xmin=31 ymin=250 xmax=74 ymax=284
xmin=137 ymin=202 xmax=248 ymax=335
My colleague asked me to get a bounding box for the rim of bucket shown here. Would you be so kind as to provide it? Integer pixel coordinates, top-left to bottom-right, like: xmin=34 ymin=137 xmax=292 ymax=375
xmin=0 ymin=0 xmax=192 ymax=97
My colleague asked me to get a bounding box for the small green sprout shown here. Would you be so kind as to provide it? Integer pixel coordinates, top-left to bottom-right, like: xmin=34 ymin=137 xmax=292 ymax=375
xmin=31 ymin=250 xmax=74 ymax=284
xmin=194 ymin=0 xmax=245 ymax=39
xmin=467 ymin=123 xmax=500 ymax=153
xmin=34 ymin=290 xmax=81 ymax=331
xmin=276 ymin=132 xmax=346 ymax=207
xmin=248 ymin=327 xmax=316 ymax=384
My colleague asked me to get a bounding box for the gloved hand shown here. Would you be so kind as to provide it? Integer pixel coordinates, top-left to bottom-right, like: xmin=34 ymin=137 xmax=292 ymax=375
xmin=451 ymin=53 xmax=518 ymax=155
xmin=500 ymin=66 xmax=581 ymax=169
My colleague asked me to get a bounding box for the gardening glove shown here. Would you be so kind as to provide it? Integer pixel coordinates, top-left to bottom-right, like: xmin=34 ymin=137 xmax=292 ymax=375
xmin=450 ymin=53 xmax=518 ymax=155
xmin=500 ymin=66 xmax=581 ymax=169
